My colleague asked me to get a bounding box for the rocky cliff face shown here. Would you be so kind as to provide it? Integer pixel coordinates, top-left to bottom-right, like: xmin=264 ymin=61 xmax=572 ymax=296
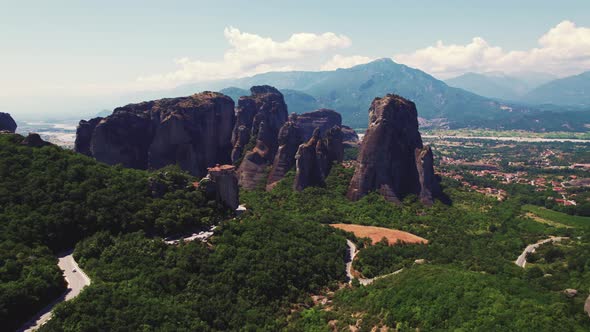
xmin=75 ymin=117 xmax=102 ymax=156
xmin=293 ymin=126 xmax=344 ymax=191
xmin=295 ymin=109 xmax=342 ymax=141
xmin=347 ymin=94 xmax=438 ymax=205
xmin=201 ymin=164 xmax=239 ymax=210
xmin=236 ymin=86 xmax=289 ymax=189
xmin=76 ymin=92 xmax=235 ymax=177
xmin=341 ymin=125 xmax=360 ymax=147
xmin=266 ymin=115 xmax=304 ymax=190
xmin=0 ymin=112 xmax=17 ymax=133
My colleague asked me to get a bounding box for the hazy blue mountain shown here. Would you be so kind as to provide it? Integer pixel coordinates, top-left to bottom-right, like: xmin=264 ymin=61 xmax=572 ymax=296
xmin=280 ymin=89 xmax=320 ymax=113
xmin=445 ymin=72 xmax=556 ymax=101
xmin=219 ymin=87 xmax=319 ymax=114
xmin=446 ymin=72 xmax=529 ymax=100
xmin=176 ymin=59 xmax=521 ymax=128
xmin=524 ymin=71 xmax=590 ymax=106
xmin=218 ymin=87 xmax=249 ymax=102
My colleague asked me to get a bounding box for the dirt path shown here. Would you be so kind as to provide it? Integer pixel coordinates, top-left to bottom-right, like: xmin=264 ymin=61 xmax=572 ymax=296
xmin=18 ymin=251 xmax=91 ymax=331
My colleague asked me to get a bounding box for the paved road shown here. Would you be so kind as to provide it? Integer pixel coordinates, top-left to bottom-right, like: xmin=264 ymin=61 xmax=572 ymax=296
xmin=18 ymin=251 xmax=91 ymax=332
xmin=345 ymin=240 xmax=404 ymax=286
xmin=515 ymin=236 xmax=568 ymax=268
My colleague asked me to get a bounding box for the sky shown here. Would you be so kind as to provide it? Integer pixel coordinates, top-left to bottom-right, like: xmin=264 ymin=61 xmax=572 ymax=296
xmin=1 ymin=0 xmax=590 ymax=118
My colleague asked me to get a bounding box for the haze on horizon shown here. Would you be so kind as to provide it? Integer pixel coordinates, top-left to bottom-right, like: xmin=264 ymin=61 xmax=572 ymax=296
xmin=1 ymin=0 xmax=589 ymax=120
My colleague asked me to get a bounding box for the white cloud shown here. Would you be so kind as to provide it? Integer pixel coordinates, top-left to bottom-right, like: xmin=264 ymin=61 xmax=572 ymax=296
xmin=320 ymin=54 xmax=374 ymax=71
xmin=138 ymin=27 xmax=352 ymax=88
xmin=394 ymin=20 xmax=590 ymax=78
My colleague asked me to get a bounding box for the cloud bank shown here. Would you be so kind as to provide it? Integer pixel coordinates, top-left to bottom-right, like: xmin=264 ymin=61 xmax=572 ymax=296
xmin=139 ymin=21 xmax=590 ymax=89
xmin=394 ymin=20 xmax=590 ymax=78
xmin=138 ymin=27 xmax=354 ymax=88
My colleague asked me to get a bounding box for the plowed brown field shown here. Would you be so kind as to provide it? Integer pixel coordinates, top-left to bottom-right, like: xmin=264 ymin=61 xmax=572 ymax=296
xmin=330 ymin=224 xmax=428 ymax=245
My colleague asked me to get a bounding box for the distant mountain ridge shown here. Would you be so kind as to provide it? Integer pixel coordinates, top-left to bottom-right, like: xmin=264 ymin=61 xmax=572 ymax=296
xmin=177 ymin=58 xmax=522 ymax=128
xmin=101 ymin=59 xmax=589 ymax=132
xmin=524 ymin=71 xmax=590 ymax=106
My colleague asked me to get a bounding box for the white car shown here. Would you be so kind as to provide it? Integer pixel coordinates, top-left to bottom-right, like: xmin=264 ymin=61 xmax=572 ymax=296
xmin=72 ymin=268 xmax=77 ymax=272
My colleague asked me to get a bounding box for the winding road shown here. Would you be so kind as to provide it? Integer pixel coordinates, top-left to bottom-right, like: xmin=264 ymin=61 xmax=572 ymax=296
xmin=515 ymin=236 xmax=568 ymax=268
xmin=18 ymin=251 xmax=91 ymax=332
xmin=346 ymin=240 xmax=404 ymax=286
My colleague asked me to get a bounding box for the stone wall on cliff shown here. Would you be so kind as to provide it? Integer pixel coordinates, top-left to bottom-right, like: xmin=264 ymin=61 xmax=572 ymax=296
xmin=347 ymin=94 xmax=438 ymax=205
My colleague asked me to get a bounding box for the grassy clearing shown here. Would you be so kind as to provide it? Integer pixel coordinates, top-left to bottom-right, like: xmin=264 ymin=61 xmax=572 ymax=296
xmin=523 ymin=204 xmax=590 ymax=228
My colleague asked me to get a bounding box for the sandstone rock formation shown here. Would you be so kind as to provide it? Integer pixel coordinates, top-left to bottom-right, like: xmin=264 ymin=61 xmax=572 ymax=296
xmin=347 ymin=94 xmax=439 ymax=205
xmin=415 ymin=146 xmax=440 ymax=205
xmin=75 ymin=117 xmax=102 ymax=156
xmin=294 ymin=126 xmax=344 ymax=191
xmin=266 ymin=115 xmax=303 ymax=190
xmin=21 ymin=133 xmax=52 ymax=147
xmin=0 ymin=112 xmax=17 ymax=133
xmin=236 ymin=86 xmax=289 ymax=189
xmin=295 ymin=109 xmax=342 ymax=141
xmin=341 ymin=125 xmax=360 ymax=147
xmin=75 ymin=92 xmax=235 ymax=177
xmin=202 ymin=164 xmax=239 ymax=210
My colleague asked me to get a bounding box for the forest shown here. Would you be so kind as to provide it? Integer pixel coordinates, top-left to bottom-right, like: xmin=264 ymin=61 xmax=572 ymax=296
xmin=1 ymin=132 xmax=590 ymax=331
xmin=0 ymin=133 xmax=228 ymax=330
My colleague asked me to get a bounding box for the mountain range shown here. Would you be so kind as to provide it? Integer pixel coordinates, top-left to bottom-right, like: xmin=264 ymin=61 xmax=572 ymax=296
xmin=445 ymin=72 xmax=556 ymax=101
xmin=89 ymin=59 xmax=589 ymax=132
xmin=446 ymin=70 xmax=590 ymax=108
xmin=172 ymin=59 xmax=538 ymax=129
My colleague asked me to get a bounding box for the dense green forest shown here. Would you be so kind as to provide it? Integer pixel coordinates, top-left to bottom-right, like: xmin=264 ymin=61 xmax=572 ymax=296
xmin=2 ymin=132 xmax=590 ymax=331
xmin=0 ymin=133 xmax=228 ymax=330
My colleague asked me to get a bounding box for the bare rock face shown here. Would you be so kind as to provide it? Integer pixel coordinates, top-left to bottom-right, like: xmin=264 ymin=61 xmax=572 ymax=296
xmin=203 ymin=164 xmax=239 ymax=210
xmin=295 ymin=109 xmax=342 ymax=141
xmin=325 ymin=125 xmax=344 ymax=165
xmin=294 ymin=126 xmax=344 ymax=191
xmin=0 ymin=112 xmax=17 ymax=133
xmin=347 ymin=94 xmax=438 ymax=205
xmin=236 ymin=86 xmax=289 ymax=189
xmin=266 ymin=116 xmax=304 ymax=191
xmin=21 ymin=133 xmax=52 ymax=147
xmin=341 ymin=125 xmax=360 ymax=147
xmin=415 ymin=146 xmax=440 ymax=205
xmin=75 ymin=117 xmax=103 ymax=156
xmin=76 ymin=92 xmax=235 ymax=177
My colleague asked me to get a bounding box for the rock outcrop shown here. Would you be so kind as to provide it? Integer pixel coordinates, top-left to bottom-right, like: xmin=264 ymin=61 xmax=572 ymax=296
xmin=236 ymin=86 xmax=289 ymax=189
xmin=262 ymin=109 xmax=347 ymax=190
xmin=201 ymin=164 xmax=239 ymax=210
xmin=415 ymin=146 xmax=440 ymax=205
xmin=266 ymin=115 xmax=303 ymax=190
xmin=347 ymin=94 xmax=439 ymax=205
xmin=75 ymin=117 xmax=102 ymax=156
xmin=294 ymin=126 xmax=344 ymax=191
xmin=21 ymin=133 xmax=52 ymax=147
xmin=341 ymin=125 xmax=360 ymax=147
xmin=75 ymin=92 xmax=235 ymax=177
xmin=0 ymin=112 xmax=17 ymax=133
xmin=295 ymin=109 xmax=342 ymax=141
